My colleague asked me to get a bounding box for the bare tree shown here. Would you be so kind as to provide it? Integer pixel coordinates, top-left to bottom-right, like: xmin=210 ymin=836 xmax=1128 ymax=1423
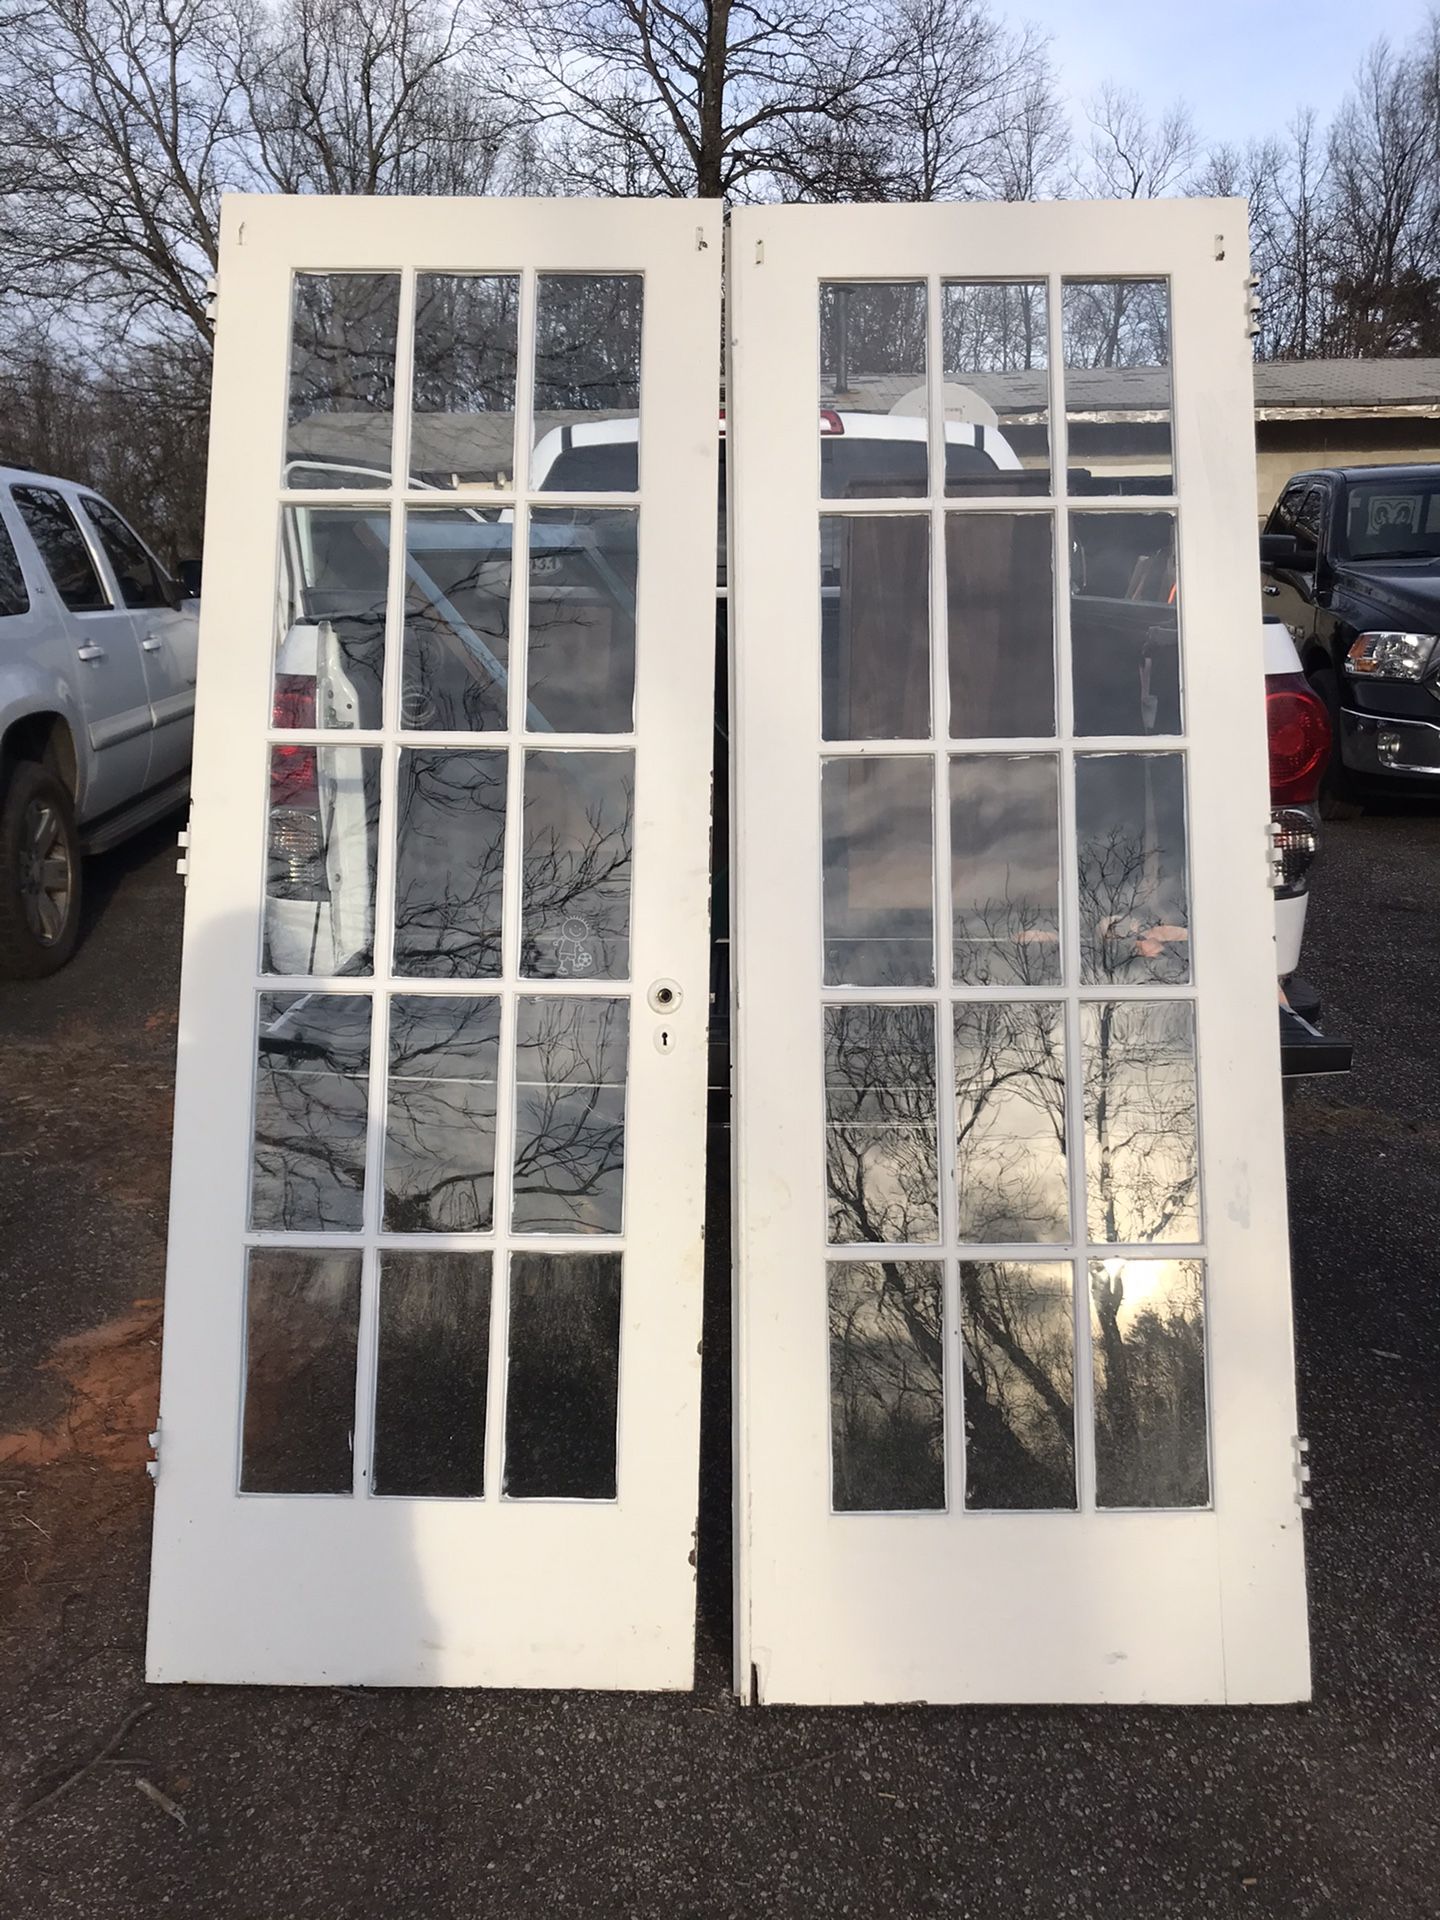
xmin=1078 ymin=82 xmax=1198 ymax=200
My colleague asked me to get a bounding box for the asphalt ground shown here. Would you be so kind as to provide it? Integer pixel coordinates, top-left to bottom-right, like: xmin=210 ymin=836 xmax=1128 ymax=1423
xmin=1 ymin=800 xmax=1438 ymax=1918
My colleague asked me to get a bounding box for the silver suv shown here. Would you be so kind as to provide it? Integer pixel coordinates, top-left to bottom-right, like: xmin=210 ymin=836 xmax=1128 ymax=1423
xmin=0 ymin=466 xmax=198 ymax=976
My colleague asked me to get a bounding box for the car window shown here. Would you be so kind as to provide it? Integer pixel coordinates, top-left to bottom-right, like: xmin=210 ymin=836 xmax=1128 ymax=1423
xmin=1292 ymin=487 xmax=1327 ymax=554
xmin=1340 ymin=481 xmax=1440 ymax=560
xmin=0 ymin=515 xmax=30 ymax=617
xmin=80 ymin=496 xmax=173 ymax=610
xmin=11 ymin=486 xmax=109 ymax=613
xmin=1270 ymin=482 xmax=1309 ymax=539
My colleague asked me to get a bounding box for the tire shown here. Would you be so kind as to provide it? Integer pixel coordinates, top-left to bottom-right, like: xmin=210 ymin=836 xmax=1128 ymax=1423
xmin=0 ymin=761 xmax=84 ymax=978
xmin=1308 ymin=666 xmax=1366 ymax=821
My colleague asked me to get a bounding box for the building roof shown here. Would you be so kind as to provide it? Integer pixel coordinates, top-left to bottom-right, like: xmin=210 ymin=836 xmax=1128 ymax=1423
xmin=1252 ymin=358 xmax=1440 ymax=418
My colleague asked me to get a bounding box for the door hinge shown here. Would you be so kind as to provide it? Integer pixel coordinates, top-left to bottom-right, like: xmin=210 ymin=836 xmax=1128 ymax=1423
xmin=147 ymin=1421 xmax=162 ymax=1482
xmin=1266 ymin=818 xmax=1284 ymax=888
xmin=205 ymin=275 xmax=220 ymax=323
xmin=1245 ymin=273 xmax=1262 ymax=340
xmin=176 ymin=814 xmax=191 ymax=884
xmin=1293 ymin=1435 xmax=1312 ymax=1510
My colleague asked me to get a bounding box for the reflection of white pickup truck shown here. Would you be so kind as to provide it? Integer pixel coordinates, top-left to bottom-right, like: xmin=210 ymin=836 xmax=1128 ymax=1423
xmin=0 ymin=467 xmax=198 ymax=976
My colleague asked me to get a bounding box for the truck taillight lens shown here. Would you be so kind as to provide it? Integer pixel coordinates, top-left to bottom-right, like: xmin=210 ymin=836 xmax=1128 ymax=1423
xmin=269 ymin=675 xmax=326 ymax=899
xmin=1266 ymin=674 xmax=1331 ymax=805
xmin=1270 ymin=804 xmax=1321 ymax=896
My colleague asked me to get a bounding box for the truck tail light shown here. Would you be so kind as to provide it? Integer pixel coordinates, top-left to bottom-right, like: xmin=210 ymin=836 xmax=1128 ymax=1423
xmin=269 ymin=674 xmax=327 ymax=900
xmin=1266 ymin=673 xmax=1331 ymax=806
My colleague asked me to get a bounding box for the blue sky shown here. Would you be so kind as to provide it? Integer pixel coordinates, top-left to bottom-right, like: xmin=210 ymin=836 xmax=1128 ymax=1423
xmin=1022 ymin=0 xmax=1436 ymax=147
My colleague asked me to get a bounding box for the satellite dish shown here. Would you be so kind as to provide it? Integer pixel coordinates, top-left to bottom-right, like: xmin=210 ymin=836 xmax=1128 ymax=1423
xmin=889 ymin=381 xmax=998 ymax=429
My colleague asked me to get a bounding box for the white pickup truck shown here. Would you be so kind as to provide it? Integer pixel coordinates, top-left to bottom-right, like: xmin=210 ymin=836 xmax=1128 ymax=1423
xmin=0 ymin=466 xmax=198 ymax=977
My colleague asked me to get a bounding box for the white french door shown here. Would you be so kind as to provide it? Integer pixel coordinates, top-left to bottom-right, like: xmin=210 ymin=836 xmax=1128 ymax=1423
xmin=147 ymin=196 xmax=722 ymax=1687
xmin=728 ymin=201 xmax=1310 ymax=1705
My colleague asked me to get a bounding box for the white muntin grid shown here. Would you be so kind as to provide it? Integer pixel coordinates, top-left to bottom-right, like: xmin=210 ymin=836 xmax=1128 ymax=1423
xmin=813 ymin=269 xmax=1210 ymax=1520
xmin=240 ymin=262 xmax=650 ymax=1503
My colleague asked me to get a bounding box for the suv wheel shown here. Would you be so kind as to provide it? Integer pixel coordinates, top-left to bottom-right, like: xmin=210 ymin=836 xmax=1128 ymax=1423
xmin=1307 ymin=665 xmax=1365 ymax=821
xmin=0 ymin=761 xmax=83 ymax=978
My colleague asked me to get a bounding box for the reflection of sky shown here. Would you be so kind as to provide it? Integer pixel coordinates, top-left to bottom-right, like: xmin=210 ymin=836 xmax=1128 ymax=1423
xmin=823 ymin=758 xmax=933 ymax=924
xmin=951 ymin=755 xmax=1058 ymax=905
xmin=1091 ymin=1259 xmax=1204 ymax=1332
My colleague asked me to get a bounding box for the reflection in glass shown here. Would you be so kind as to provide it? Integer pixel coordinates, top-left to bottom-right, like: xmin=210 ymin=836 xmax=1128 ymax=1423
xmin=401 ymin=510 xmax=510 ymax=731
xmin=521 ymin=750 xmax=633 ymax=978
xmin=821 ymin=516 xmax=930 ymax=740
xmin=251 ymin=993 xmax=370 ymax=1231
xmin=372 ymin=1252 xmax=491 ymax=1498
xmin=532 ymin=275 xmax=643 ymax=484
xmin=411 ymin=274 xmax=519 ymax=489
xmin=953 ymin=1002 xmax=1067 ymax=1243
xmin=942 ymin=281 xmax=1050 ymax=495
xmin=384 ymin=997 xmax=501 ymax=1231
xmin=1070 ymin=512 xmax=1182 ymax=735
xmin=393 ymin=749 xmax=506 ymax=977
xmin=512 ymin=997 xmax=628 ymax=1234
xmin=1091 ymin=1259 xmax=1209 ymax=1508
xmin=527 ymin=509 xmax=637 ymax=733
xmin=829 ymin=1261 xmax=944 ymax=1512
xmin=825 ymin=1004 xmax=939 ymax=1245
xmin=1062 ymin=279 xmax=1172 ymax=495
xmin=960 ymin=1261 xmax=1075 ymax=1509
xmin=1077 ymin=753 xmax=1189 ymax=984
xmin=947 ymin=514 xmax=1055 ymax=737
xmin=822 ymin=757 xmax=934 ymax=986
xmin=504 ymin=1252 xmax=622 ymax=1499
xmin=263 ymin=744 xmax=380 ymax=978
xmin=241 ymin=1249 xmax=360 ymax=1494
xmin=275 ymin=506 xmax=390 ymax=731
xmin=819 ymin=282 xmax=928 ymax=498
xmin=1083 ymin=1001 xmax=1200 ymax=1243
xmin=285 ymin=273 xmax=400 ymax=488
xmin=950 ymin=755 xmax=1060 ymax=985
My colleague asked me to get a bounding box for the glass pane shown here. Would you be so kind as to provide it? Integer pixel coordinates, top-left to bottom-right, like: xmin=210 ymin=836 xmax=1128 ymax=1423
xmin=953 ymin=1003 xmax=1068 ymax=1243
xmin=504 ymin=1252 xmax=622 ymax=1499
xmin=372 ymin=1252 xmax=492 ymax=1498
xmin=251 ymin=993 xmax=370 ymax=1232
xmin=532 ymin=275 xmax=643 ymax=488
xmin=828 ymin=1260 xmax=945 ymax=1512
xmin=241 ymin=1249 xmax=360 ymax=1494
xmin=401 ymin=509 xmax=510 ymax=732
xmin=285 ymin=273 xmax=400 ymax=489
xmin=950 ymin=755 xmax=1061 ymax=986
xmin=821 ymin=757 xmax=934 ymax=987
xmin=819 ymin=283 xmax=928 ymax=499
xmin=275 ymin=506 xmax=390 ymax=731
xmin=384 ymin=997 xmax=501 ymax=1231
xmin=393 ymin=749 xmax=506 ymax=977
xmin=821 ymin=516 xmax=930 ymax=740
xmin=527 ymin=509 xmax=637 ymax=733
xmin=411 ymin=274 xmax=519 ymax=490
xmin=1091 ymin=1258 xmax=1209 ymax=1508
xmin=11 ymin=487 xmax=108 ymax=612
xmin=947 ymin=513 xmax=1055 ymax=737
xmin=959 ymin=1261 xmax=1075 ymax=1510
xmin=1083 ymin=1002 xmax=1200 ymax=1243
xmin=263 ymin=745 xmax=380 ymax=977
xmin=942 ymin=282 xmax=1050 ymax=497
xmin=1070 ymin=512 xmax=1182 ymax=736
xmin=1077 ymin=753 xmax=1190 ymax=984
xmin=521 ymin=750 xmax=633 ymax=978
xmin=512 ymin=997 xmax=628 ymax=1234
xmin=824 ymin=1004 xmax=939 ymax=1246
xmin=1062 ymin=280 xmax=1172 ymax=496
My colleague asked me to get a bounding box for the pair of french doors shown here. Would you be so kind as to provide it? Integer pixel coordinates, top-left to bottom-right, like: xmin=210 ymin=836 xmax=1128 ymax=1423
xmin=148 ymin=195 xmax=1308 ymax=1704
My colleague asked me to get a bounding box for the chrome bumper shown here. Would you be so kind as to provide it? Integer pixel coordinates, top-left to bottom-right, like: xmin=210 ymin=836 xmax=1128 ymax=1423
xmin=1340 ymin=706 xmax=1440 ymax=778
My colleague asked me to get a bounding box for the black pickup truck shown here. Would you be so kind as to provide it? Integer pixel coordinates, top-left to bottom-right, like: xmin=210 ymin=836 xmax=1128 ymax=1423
xmin=1261 ymin=464 xmax=1440 ymax=812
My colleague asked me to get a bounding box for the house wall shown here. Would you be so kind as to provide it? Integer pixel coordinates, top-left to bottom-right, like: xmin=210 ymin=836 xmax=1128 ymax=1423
xmin=1255 ymin=418 xmax=1440 ymax=517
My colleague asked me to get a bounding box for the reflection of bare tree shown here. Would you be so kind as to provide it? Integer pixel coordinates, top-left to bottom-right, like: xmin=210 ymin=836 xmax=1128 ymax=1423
xmin=504 ymin=1252 xmax=622 ymax=1500
xmin=384 ymin=998 xmax=500 ymax=1231
xmin=959 ymin=1260 xmax=1075 ymax=1509
xmin=1063 ymin=280 xmax=1169 ymax=370
xmin=943 ymin=281 xmax=1048 ymax=374
xmin=953 ymin=1002 xmax=1067 ymax=1241
xmin=395 ymin=750 xmax=506 ymax=976
xmin=289 ymin=273 xmax=399 ymax=423
xmin=242 ymin=1250 xmax=361 ymax=1494
xmin=533 ymin=275 xmax=642 ymax=412
xmin=1077 ymin=838 xmax=1188 ymax=987
xmin=828 ymin=1261 xmax=944 ymax=1511
xmin=373 ymin=1252 xmax=491 ymax=1498
xmin=402 ymin=527 xmax=510 ymax=732
xmin=824 ymin=1004 xmax=939 ymax=1244
xmin=521 ymin=751 xmax=633 ymax=978
xmin=1090 ymin=1259 xmax=1208 ymax=1508
xmin=953 ymin=892 xmax=1061 ymax=986
xmin=251 ymin=994 xmax=371 ymax=1231
xmin=413 ymin=273 xmax=518 ymax=418
xmin=513 ymin=997 xmax=629 ymax=1233
xmin=1084 ymin=1002 xmax=1199 ymax=1244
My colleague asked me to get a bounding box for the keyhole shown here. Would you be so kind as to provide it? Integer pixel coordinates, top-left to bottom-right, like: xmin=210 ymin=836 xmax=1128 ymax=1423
xmin=655 ymin=1027 xmax=674 ymax=1055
